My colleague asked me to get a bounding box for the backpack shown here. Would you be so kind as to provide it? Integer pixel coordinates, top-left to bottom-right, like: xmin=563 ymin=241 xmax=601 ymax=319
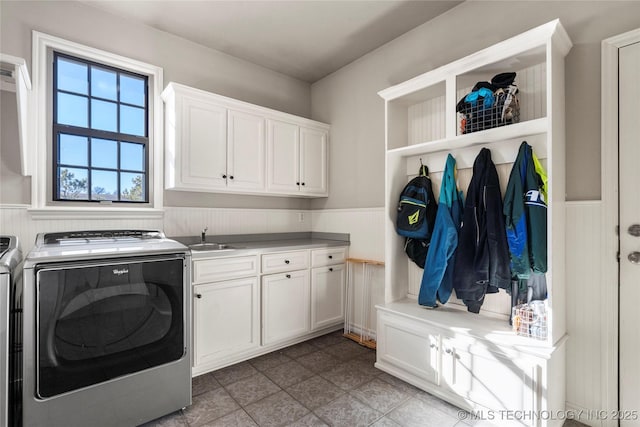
xmin=396 ymin=164 xmax=438 ymax=268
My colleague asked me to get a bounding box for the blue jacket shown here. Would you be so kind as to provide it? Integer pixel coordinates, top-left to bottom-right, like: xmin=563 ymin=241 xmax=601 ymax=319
xmin=418 ymin=154 xmax=464 ymax=307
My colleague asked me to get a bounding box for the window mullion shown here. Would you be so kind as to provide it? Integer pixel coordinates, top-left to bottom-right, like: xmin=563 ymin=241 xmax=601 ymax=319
xmin=88 ymin=137 xmax=93 ymax=201
xmin=117 ymin=140 xmax=121 ymax=201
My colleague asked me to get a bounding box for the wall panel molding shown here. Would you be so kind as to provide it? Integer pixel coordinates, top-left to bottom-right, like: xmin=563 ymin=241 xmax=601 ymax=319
xmin=565 ymin=200 xmax=603 ymax=426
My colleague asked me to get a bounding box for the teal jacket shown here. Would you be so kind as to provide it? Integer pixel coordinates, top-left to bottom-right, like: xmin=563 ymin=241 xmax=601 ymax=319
xmin=418 ymin=154 xmax=464 ymax=307
xmin=503 ymin=141 xmax=547 ymax=278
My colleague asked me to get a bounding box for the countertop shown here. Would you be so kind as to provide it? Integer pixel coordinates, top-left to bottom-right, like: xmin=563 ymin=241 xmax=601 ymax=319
xmin=170 ymin=232 xmax=349 ymax=259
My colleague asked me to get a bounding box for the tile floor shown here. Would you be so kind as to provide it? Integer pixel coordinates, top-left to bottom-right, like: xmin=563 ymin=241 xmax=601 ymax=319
xmin=141 ymin=330 xmax=585 ymax=427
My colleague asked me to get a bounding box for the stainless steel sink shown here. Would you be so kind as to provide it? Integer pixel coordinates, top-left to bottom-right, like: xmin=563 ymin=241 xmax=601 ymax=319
xmin=188 ymin=243 xmax=236 ymax=251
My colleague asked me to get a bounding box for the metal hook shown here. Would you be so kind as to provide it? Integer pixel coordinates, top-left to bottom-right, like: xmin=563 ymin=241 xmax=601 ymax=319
xmin=418 ymin=158 xmax=429 ymax=176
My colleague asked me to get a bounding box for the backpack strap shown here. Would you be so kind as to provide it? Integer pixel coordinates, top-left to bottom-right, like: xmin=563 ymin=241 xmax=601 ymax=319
xmin=419 ymin=161 xmax=429 ymax=177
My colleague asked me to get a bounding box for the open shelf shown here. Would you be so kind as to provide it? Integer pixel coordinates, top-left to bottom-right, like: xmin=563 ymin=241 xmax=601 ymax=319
xmin=388 ymin=117 xmax=547 ymax=158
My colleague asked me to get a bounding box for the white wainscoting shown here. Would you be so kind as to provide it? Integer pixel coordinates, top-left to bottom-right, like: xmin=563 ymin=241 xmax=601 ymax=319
xmin=0 ymin=205 xmax=383 ymax=256
xmin=0 ymin=205 xmax=164 ymax=253
xmin=565 ymin=200 xmax=604 ymax=426
xmin=163 ymin=206 xmax=310 ymax=237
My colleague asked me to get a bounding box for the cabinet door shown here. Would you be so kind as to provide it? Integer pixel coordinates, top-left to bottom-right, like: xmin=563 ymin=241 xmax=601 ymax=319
xmin=377 ymin=312 xmax=440 ymax=385
xmin=441 ymin=339 xmax=537 ymax=415
xmin=227 ymin=109 xmax=265 ymax=191
xmin=299 ymin=126 xmax=328 ymax=196
xmin=266 ymin=119 xmax=300 ymax=194
xmin=193 ymin=277 xmax=260 ymax=368
xmin=262 ymin=270 xmax=310 ymax=345
xmin=311 ymin=264 xmax=345 ymax=330
xmin=179 ymin=96 xmax=227 ymax=189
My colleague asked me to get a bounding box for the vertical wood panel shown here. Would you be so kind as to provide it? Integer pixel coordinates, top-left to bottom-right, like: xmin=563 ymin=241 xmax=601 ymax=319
xmin=565 ymin=201 xmax=602 ymax=420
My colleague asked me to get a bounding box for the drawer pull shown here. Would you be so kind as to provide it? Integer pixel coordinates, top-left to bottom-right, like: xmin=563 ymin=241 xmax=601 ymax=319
xmin=329 ymin=267 xmax=333 ymax=272
xmin=286 ymin=274 xmax=291 ymax=279
xmin=284 ymin=260 xmax=290 ymax=264
xmin=328 ymin=255 xmax=333 ymax=259
xmin=195 ymin=293 xmax=202 ymax=299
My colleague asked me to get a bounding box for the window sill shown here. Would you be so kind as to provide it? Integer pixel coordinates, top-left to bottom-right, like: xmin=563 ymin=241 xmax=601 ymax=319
xmin=27 ymin=206 xmax=164 ymax=220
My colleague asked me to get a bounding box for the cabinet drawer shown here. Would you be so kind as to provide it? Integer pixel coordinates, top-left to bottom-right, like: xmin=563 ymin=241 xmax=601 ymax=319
xmin=261 ymin=250 xmax=309 ymax=274
xmin=311 ymin=247 xmax=347 ymax=267
xmin=193 ymin=256 xmax=258 ymax=284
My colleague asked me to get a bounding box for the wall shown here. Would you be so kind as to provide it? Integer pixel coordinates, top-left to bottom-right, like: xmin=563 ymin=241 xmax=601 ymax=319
xmin=0 ymin=0 xmax=311 ymax=209
xmin=0 ymin=91 xmax=30 ymax=204
xmin=310 ymin=0 xmax=640 ymax=209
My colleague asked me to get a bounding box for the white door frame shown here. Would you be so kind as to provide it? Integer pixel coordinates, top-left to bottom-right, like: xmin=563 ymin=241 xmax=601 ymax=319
xmin=601 ymin=28 xmax=640 ymax=424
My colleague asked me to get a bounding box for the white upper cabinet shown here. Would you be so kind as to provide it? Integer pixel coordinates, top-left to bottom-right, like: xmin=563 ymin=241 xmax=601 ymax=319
xmin=266 ymin=120 xmax=300 ymax=193
xmin=165 ymin=91 xmax=227 ymax=190
xmin=266 ymin=120 xmax=329 ymax=197
xmin=227 ymin=109 xmax=265 ymax=191
xmin=163 ymin=82 xmax=329 ymax=197
xmin=299 ymin=126 xmax=328 ymax=195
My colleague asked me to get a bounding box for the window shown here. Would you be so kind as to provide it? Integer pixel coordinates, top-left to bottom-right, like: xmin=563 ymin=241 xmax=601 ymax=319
xmin=31 ymin=31 xmax=164 ymax=216
xmin=53 ymin=53 xmax=148 ymax=203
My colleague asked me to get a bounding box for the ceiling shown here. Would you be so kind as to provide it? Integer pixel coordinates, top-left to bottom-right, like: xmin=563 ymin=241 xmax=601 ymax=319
xmin=83 ymin=1 xmax=462 ymax=83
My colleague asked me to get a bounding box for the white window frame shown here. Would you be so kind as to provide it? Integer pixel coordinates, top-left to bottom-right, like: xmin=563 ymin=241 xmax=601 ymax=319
xmin=29 ymin=31 xmax=164 ymax=219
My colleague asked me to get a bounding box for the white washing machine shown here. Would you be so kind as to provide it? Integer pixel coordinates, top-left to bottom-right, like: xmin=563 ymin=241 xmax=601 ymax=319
xmin=1 ymin=236 xmax=22 ymax=427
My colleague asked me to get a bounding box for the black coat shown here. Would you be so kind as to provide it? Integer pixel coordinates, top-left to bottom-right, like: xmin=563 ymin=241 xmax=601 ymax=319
xmin=453 ymin=148 xmax=511 ymax=313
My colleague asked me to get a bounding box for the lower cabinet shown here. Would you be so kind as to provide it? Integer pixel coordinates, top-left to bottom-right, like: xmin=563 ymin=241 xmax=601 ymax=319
xmin=439 ymin=337 xmax=536 ymax=414
xmin=376 ymin=306 xmax=563 ymax=427
xmin=310 ymin=264 xmax=345 ymax=331
xmin=193 ymin=277 xmax=260 ymax=368
xmin=192 ymin=245 xmax=348 ymax=375
xmin=377 ymin=311 xmax=439 ymax=386
xmin=262 ymin=269 xmax=310 ymax=345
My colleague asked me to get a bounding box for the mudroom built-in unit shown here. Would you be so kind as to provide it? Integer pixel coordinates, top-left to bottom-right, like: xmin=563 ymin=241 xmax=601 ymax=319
xmin=376 ymin=20 xmax=571 ymax=427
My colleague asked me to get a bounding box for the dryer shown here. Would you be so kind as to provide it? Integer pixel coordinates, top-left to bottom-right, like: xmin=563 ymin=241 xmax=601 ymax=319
xmin=22 ymin=230 xmax=191 ymax=427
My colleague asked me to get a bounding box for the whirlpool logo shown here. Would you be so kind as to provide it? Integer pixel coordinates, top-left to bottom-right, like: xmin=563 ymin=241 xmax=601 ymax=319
xmin=112 ymin=268 xmax=129 ymax=276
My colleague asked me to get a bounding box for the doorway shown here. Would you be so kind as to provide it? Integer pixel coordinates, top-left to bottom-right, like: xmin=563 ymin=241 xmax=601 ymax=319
xmin=602 ymin=29 xmax=640 ymax=426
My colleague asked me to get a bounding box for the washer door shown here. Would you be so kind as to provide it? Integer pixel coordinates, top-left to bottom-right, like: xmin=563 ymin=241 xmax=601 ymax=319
xmin=35 ymin=256 xmax=185 ymax=398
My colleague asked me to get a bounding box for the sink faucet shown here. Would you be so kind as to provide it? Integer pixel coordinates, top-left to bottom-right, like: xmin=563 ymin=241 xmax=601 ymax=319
xmin=201 ymin=227 xmax=208 ymax=244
